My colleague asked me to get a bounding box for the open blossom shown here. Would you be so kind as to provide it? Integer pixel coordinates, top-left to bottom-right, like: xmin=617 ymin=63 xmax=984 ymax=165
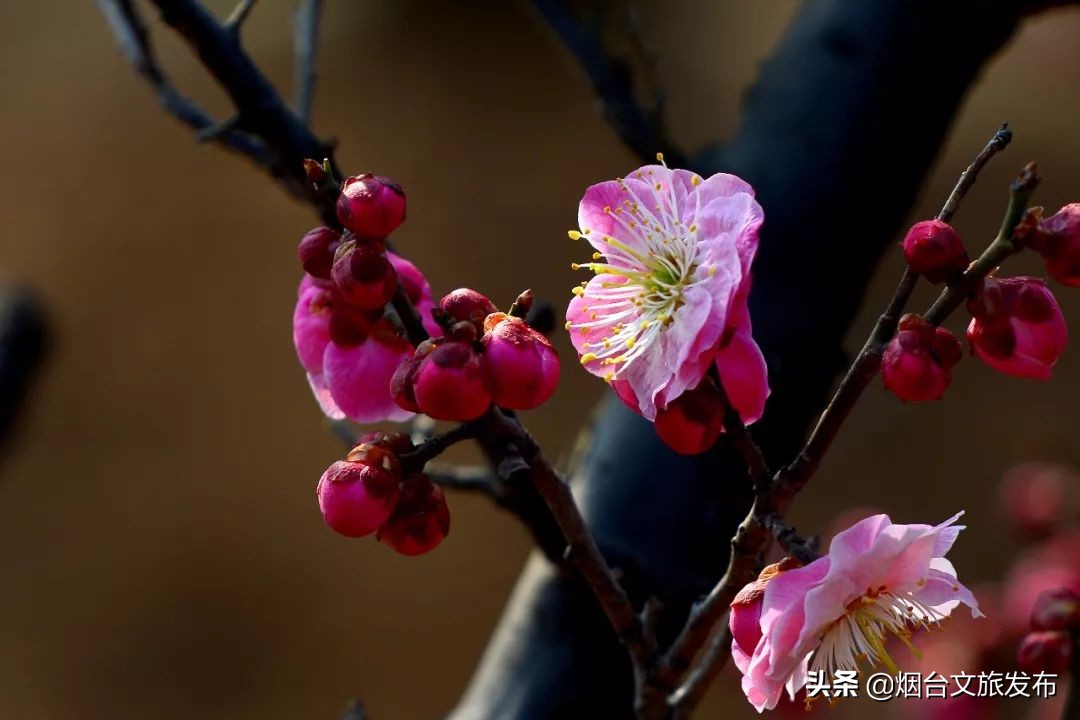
xmin=565 ymin=159 xmax=769 ymax=426
xmin=730 ymin=512 xmax=981 ymax=712
xmin=293 ymin=252 xmax=440 ymax=423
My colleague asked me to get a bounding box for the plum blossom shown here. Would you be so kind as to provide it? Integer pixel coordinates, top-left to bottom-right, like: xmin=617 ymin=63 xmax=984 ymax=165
xmin=293 ymin=252 xmax=440 ymax=423
xmin=730 ymin=511 xmax=981 ymax=712
xmin=565 ymin=157 xmax=769 ymax=424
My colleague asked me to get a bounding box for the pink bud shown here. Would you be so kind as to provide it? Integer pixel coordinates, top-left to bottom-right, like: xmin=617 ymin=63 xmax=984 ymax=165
xmin=441 ymin=288 xmax=497 ymax=329
xmin=881 ymin=314 xmax=962 ymax=402
xmin=481 ymin=312 xmax=560 ymax=410
xmin=297 ymin=226 xmax=340 ymax=279
xmin=336 ymin=174 xmax=406 ymax=239
xmin=1033 ymin=203 xmax=1080 ymax=287
xmin=317 ymin=448 xmax=401 ymax=538
xmin=902 ymin=219 xmax=969 ymax=283
xmin=331 ymin=242 xmax=398 ymax=311
xmin=1017 ymin=630 xmax=1072 ymax=674
xmin=377 ymin=474 xmax=451 ymax=555
xmin=411 ymin=341 xmax=493 ymax=421
xmin=729 ymin=558 xmax=799 ymax=656
xmin=966 ymin=276 xmax=1067 ymax=380
xmin=1031 ymin=587 xmax=1080 ymax=633
xmin=390 ymin=352 xmax=424 ymax=413
xmin=654 ymin=377 xmax=725 ymax=455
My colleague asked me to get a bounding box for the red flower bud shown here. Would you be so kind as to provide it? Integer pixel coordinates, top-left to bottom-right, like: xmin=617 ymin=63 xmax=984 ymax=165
xmin=440 ymin=288 xmax=498 ymax=331
xmin=881 ymin=314 xmax=962 ymax=402
xmin=654 ymin=377 xmax=725 ymax=455
xmin=966 ymin=276 xmax=1067 ymax=380
xmin=411 ymin=341 xmax=493 ymax=421
xmin=1033 ymin=203 xmax=1080 ymax=287
xmin=901 ymin=219 xmax=969 ymax=283
xmin=336 ymin=174 xmax=406 ymax=239
xmin=297 ymin=226 xmax=340 ymax=279
xmin=729 ymin=558 xmax=800 ymax=656
xmin=317 ymin=446 xmax=401 ymax=538
xmin=331 ymin=242 xmax=398 ymax=311
xmin=1031 ymin=587 xmax=1080 ymax=633
xmin=377 ymin=474 xmax=451 ymax=555
xmin=1017 ymin=630 xmax=1072 ymax=674
xmin=390 ymin=352 xmax=424 ymax=413
xmin=481 ymin=313 xmax=560 ymax=410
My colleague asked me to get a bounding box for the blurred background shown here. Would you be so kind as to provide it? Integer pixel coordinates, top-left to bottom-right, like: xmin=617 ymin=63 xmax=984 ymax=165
xmin=1 ymin=1 xmax=1079 ymax=718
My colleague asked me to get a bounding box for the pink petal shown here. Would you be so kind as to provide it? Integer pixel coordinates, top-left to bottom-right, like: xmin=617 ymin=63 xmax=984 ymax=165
xmin=293 ymin=285 xmax=332 ymax=374
xmin=714 ymin=329 xmax=770 ymax=425
xmin=307 ymin=371 xmax=345 ymax=420
xmin=323 ymin=339 xmax=415 ymax=424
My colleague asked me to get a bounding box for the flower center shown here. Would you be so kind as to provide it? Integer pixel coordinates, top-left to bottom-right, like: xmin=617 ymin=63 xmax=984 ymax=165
xmin=808 ymin=590 xmax=944 ymax=679
xmin=568 ymin=161 xmax=708 ymax=381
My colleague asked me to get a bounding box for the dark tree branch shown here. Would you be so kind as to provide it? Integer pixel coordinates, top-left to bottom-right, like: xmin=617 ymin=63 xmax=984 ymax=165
xmin=224 ymin=0 xmax=259 ymax=34
xmin=529 ymin=0 xmax=685 ymax=165
xmin=293 ymin=0 xmax=324 ymax=124
xmin=100 ymin=0 xmax=340 ymax=225
xmin=97 ymin=0 xmax=272 ymax=164
xmin=0 ymin=290 xmax=48 ymax=460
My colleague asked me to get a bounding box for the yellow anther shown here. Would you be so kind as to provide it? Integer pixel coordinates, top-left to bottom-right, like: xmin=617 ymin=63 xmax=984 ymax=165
xmin=568 ymin=230 xmax=582 ymax=240
xmin=708 ymin=267 xmax=717 ymax=277
xmin=691 ymin=175 xmax=701 ymax=186
xmin=625 ymin=337 xmax=636 ymax=349
xmin=604 ymin=372 xmax=615 ymax=383
xmin=603 ymin=206 xmax=612 ymax=214
xmin=689 ymin=224 xmax=697 ymax=232
xmin=571 ymin=263 xmax=581 ymax=270
xmin=589 ymin=312 xmax=597 ymax=320
xmin=564 ymin=320 xmax=572 ymax=330
xmin=592 ymin=252 xmax=602 ymax=260
xmin=654 ymin=183 xmax=662 ymax=191
xmin=580 ymin=353 xmax=598 ymax=364
xmin=603 ymin=339 xmax=611 ymax=349
xmin=572 ymin=286 xmax=584 ymax=296
xmin=583 ymin=228 xmax=591 ymax=234
xmin=656 ymin=152 xmax=665 ymax=162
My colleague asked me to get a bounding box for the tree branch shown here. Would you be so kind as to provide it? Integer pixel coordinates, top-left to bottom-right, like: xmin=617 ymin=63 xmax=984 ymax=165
xmin=529 ymin=0 xmax=685 ymax=165
xmin=97 ymin=0 xmax=272 ymax=164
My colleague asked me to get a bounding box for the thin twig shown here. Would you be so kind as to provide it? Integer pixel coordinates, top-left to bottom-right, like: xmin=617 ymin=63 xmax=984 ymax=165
xmin=667 ymin=623 xmax=731 ymax=719
xmin=528 ymin=0 xmax=684 ymax=165
xmin=224 ymin=0 xmax=259 ymax=33
xmin=293 ymin=0 xmax=324 ymax=124
xmin=400 ymin=424 xmax=476 ymax=472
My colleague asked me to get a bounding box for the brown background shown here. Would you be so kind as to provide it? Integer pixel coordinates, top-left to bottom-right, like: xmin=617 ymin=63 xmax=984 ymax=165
xmin=1 ymin=1 xmax=1079 ymax=718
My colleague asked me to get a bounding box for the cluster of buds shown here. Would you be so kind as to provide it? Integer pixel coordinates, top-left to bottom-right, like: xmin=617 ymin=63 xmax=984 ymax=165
xmin=392 ymin=288 xmax=560 ymax=421
xmin=293 ymin=172 xmax=442 ymax=423
xmin=884 ymin=211 xmax=1071 ymax=402
xmin=316 ymin=431 xmax=450 ymax=555
xmin=1017 ymin=588 xmax=1079 ymax=674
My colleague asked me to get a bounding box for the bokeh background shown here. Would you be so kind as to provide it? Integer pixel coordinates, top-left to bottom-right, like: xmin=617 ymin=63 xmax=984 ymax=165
xmin=2 ymin=1 xmax=1080 ymax=718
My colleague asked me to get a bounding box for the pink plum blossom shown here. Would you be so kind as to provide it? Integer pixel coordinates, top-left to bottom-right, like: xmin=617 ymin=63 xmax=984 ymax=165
xmin=565 ymin=160 xmax=769 ymax=425
xmin=292 ymin=252 xmax=439 ymax=424
xmin=730 ymin=511 xmax=981 ymax=712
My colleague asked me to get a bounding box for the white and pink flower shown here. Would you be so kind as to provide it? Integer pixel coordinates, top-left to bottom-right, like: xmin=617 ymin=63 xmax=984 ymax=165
xmin=565 ymin=159 xmax=769 ymax=434
xmin=730 ymin=511 xmax=981 ymax=712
